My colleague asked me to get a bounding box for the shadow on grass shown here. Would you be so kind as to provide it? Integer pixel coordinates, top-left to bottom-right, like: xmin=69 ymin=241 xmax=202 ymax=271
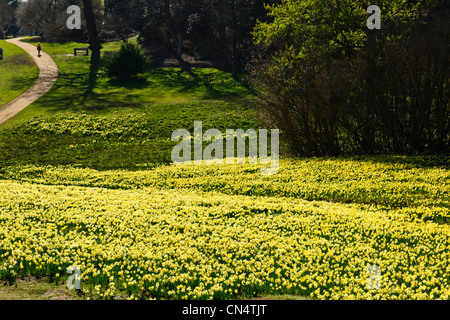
xmin=104 ymin=67 xmax=250 ymax=101
xmin=16 ymin=53 xmax=254 ymax=118
xmin=2 ymin=73 xmax=38 ymax=93
xmin=107 ymin=77 xmax=153 ymax=90
xmin=87 ymin=51 xmax=101 ymax=93
xmin=29 ymin=71 xmax=151 ymax=113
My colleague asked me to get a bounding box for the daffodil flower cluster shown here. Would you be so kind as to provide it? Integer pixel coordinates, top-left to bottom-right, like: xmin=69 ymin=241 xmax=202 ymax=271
xmin=0 ymin=157 xmax=448 ymax=300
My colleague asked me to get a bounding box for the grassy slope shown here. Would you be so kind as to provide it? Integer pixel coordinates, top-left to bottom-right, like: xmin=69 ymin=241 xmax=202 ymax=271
xmin=0 ymin=40 xmax=39 ymax=108
xmin=0 ymin=101 xmax=259 ymax=168
xmin=0 ymin=39 xmax=253 ymax=129
xmin=0 ymin=39 xmax=261 ymax=169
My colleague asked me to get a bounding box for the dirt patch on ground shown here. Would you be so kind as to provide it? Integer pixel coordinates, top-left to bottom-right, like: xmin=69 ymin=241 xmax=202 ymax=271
xmin=0 ymin=276 xmax=77 ymax=300
xmin=40 ymin=290 xmax=74 ymax=300
xmin=5 ymin=54 xmax=35 ymax=66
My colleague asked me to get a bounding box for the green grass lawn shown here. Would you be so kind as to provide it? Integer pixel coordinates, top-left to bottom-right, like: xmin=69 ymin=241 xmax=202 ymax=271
xmin=0 ymin=38 xmax=261 ymax=170
xmin=0 ymin=39 xmax=253 ymax=128
xmin=0 ymin=40 xmax=39 ymax=108
xmin=0 ymin=101 xmax=259 ymax=169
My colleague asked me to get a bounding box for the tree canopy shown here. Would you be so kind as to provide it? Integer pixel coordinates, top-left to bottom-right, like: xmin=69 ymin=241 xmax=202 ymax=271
xmin=0 ymin=0 xmax=19 ymax=39
xmin=251 ymin=0 xmax=449 ymax=155
xmin=253 ymin=0 xmax=440 ymax=68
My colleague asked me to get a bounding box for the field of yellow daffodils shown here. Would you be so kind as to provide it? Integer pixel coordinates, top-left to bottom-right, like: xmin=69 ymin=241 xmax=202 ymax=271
xmin=0 ymin=156 xmax=449 ymax=299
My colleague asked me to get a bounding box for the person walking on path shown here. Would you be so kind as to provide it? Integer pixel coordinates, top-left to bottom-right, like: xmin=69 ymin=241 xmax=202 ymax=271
xmin=0 ymin=37 xmax=59 ymax=125
xmin=37 ymin=42 xmax=41 ymax=57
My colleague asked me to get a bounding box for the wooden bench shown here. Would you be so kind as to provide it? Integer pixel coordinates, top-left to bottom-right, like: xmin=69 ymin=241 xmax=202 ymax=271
xmin=74 ymin=47 xmax=89 ymax=56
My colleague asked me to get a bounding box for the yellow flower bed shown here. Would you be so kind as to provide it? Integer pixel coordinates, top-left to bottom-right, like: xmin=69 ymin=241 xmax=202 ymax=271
xmin=0 ymin=157 xmax=449 ymax=299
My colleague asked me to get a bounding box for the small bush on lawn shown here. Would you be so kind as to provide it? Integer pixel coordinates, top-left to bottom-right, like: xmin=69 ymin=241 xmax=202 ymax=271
xmin=105 ymin=42 xmax=150 ymax=80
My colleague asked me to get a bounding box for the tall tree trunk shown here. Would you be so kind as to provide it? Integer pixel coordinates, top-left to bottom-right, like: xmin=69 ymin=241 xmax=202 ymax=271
xmin=163 ymin=0 xmax=171 ymax=48
xmin=231 ymin=48 xmax=238 ymax=79
xmin=81 ymin=0 xmax=101 ymax=90
xmin=80 ymin=0 xmax=101 ymax=56
xmin=230 ymin=0 xmax=238 ymax=79
xmin=363 ymin=30 xmax=378 ymax=153
xmin=176 ymin=30 xmax=182 ymax=58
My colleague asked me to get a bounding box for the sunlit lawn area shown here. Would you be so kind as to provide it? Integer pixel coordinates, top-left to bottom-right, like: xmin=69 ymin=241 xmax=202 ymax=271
xmin=1 ymin=39 xmax=253 ymax=128
xmin=0 ymin=39 xmax=39 ymax=108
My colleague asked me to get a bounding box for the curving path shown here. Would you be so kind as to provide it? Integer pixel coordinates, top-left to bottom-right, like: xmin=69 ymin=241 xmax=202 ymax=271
xmin=0 ymin=37 xmax=59 ymax=124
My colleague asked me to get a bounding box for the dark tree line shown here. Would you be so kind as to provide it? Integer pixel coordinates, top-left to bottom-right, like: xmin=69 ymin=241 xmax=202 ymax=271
xmin=251 ymin=0 xmax=449 ymax=155
xmin=0 ymin=0 xmax=20 ymax=39
xmin=13 ymin=0 xmax=277 ymax=77
xmin=103 ymin=0 xmax=279 ymax=77
xmin=6 ymin=0 xmax=449 ymax=156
